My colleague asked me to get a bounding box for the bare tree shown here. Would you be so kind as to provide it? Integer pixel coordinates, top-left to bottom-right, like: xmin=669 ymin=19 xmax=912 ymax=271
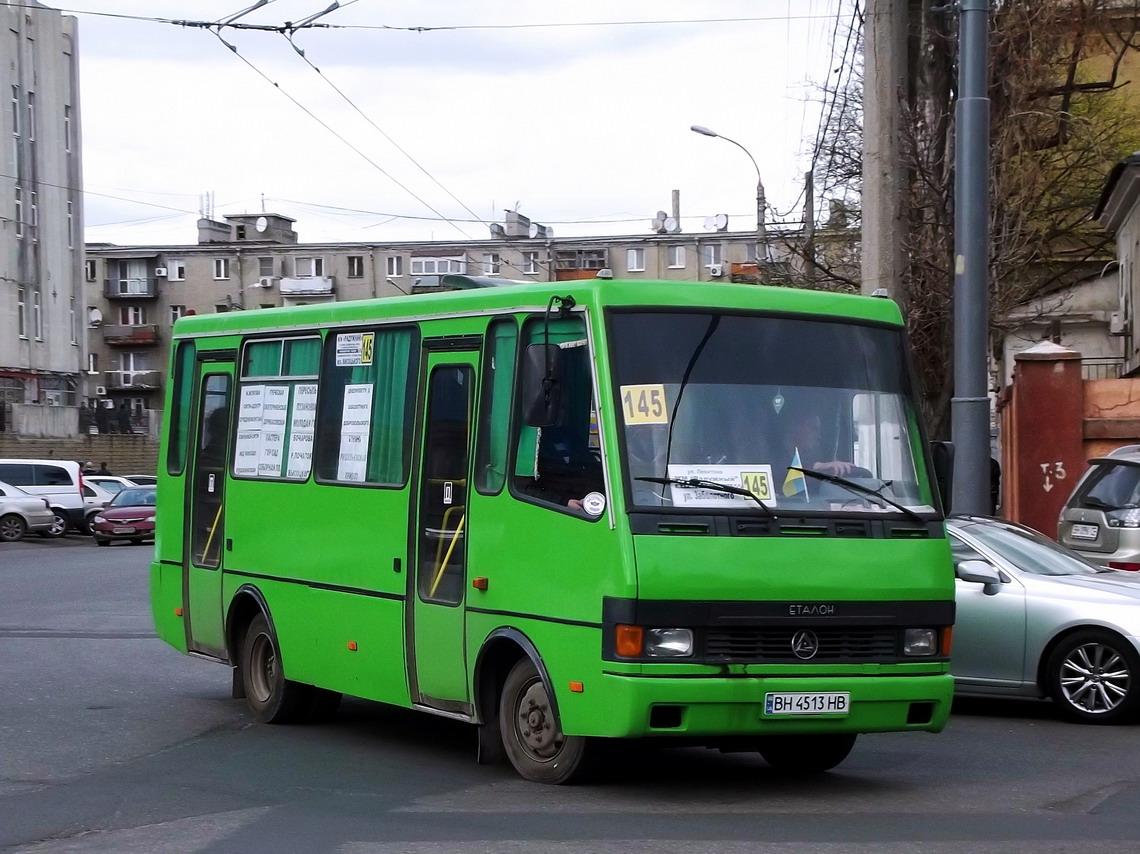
xmin=785 ymin=0 xmax=1140 ymax=437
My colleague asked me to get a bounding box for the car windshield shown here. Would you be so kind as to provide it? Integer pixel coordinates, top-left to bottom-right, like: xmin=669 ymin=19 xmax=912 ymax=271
xmin=111 ymin=487 xmax=157 ymax=507
xmin=94 ymin=480 xmax=125 ymax=494
xmin=127 ymin=476 xmax=157 ymax=485
xmin=608 ymin=311 xmax=935 ymax=515
xmin=0 ymin=480 xmax=32 ymax=496
xmin=952 ymin=519 xmax=1109 ymax=576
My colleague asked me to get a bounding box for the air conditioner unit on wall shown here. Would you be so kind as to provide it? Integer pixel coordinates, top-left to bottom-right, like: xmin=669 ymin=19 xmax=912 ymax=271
xmin=709 ymin=264 xmax=724 ymax=277
xmin=154 ymin=267 xmax=168 ymax=277
xmin=1110 ymin=311 xmax=1127 ymax=335
xmin=258 ymin=276 xmax=279 ymax=289
xmin=95 ymin=385 xmax=107 ymax=396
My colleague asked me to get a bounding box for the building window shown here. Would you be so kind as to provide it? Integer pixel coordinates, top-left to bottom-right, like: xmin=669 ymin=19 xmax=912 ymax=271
xmin=10 ymin=85 xmax=17 ymax=137
xmin=386 ymin=256 xmax=404 ymax=277
xmin=296 ymin=256 xmax=324 ymax=277
xmin=702 ymin=243 xmax=724 ymax=268
xmin=523 ymin=251 xmax=539 ymax=275
xmin=554 ymin=249 xmax=606 ymax=271
xmin=67 ymin=201 xmax=74 ymax=248
xmin=171 ymin=305 xmax=186 ymax=323
xmin=347 ymin=255 xmax=365 ymax=278
xmin=70 ymin=297 xmax=77 ymax=344
xmin=213 ymin=258 xmax=230 ymax=280
xmin=668 ymin=245 xmax=685 ymax=268
xmin=26 ymin=91 xmax=34 ymax=142
xmin=17 ymin=287 xmax=27 ymax=338
xmin=64 ymin=105 xmax=71 ymax=152
xmin=87 ymin=352 xmax=99 ymax=374
xmin=14 ymin=187 xmax=22 ymax=238
xmin=235 ymin=225 xmax=246 ymax=240
xmin=258 ymin=256 xmax=273 ymax=277
xmin=410 ymin=256 xmax=465 ymax=276
xmin=483 ymin=253 xmax=501 ymax=275
xmin=33 ymin=290 xmax=42 ymax=340
xmin=118 ymin=352 xmax=152 ymax=387
xmin=85 ymin=259 xmax=97 ymax=282
xmin=120 ymin=305 xmax=146 ymax=326
xmin=627 ymin=248 xmax=645 ymax=272
xmin=169 ymin=259 xmax=186 ymax=281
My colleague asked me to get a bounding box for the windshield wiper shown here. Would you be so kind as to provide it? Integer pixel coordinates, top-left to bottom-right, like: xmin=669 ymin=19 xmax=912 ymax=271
xmin=636 ymin=476 xmax=776 ymax=517
xmin=787 ymin=467 xmax=926 ymax=524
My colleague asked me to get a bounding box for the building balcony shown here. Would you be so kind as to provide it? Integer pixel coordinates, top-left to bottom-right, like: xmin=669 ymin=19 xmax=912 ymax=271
xmin=105 ymin=370 xmax=162 ymax=391
xmin=102 ymin=324 xmax=161 ymax=346
xmin=103 ymin=278 xmax=159 ymax=299
xmin=279 ymin=275 xmax=334 ymax=296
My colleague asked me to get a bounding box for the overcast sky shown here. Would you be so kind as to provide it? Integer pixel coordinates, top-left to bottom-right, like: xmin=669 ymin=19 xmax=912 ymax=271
xmin=63 ymin=0 xmax=850 ymax=247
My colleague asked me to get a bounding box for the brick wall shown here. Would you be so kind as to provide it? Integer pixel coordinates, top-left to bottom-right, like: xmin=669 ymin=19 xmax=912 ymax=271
xmin=0 ymin=434 xmax=159 ymax=476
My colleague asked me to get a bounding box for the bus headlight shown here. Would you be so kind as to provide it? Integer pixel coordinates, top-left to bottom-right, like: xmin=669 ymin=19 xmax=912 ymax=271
xmin=903 ymin=628 xmax=938 ymax=656
xmin=645 ymin=628 xmax=694 ymax=658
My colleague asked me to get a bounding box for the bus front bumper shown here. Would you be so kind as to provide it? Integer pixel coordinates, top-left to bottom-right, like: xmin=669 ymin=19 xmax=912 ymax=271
xmin=562 ymin=672 xmax=954 ymax=738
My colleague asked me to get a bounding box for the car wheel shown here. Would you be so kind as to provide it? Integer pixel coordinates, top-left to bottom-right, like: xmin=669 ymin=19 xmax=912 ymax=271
xmin=0 ymin=514 xmax=27 ymax=543
xmin=239 ymin=613 xmax=313 ymax=724
xmin=1047 ymin=629 xmax=1140 ymax=724
xmin=39 ymin=510 xmax=68 ymax=538
xmin=757 ymin=733 xmax=857 ymax=773
xmin=498 ymin=658 xmax=592 ymax=784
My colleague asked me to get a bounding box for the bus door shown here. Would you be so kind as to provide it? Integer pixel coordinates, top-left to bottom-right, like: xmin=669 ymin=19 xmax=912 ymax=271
xmin=411 ymin=352 xmax=477 ymax=710
xmin=184 ymin=363 xmax=234 ymax=657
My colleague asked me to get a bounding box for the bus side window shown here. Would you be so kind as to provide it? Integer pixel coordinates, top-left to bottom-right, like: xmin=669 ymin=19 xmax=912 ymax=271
xmin=474 ymin=317 xmax=518 ymax=495
xmin=510 ymin=317 xmax=602 ymax=514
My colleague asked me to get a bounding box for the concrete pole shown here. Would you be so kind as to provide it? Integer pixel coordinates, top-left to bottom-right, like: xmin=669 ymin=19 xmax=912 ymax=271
xmin=951 ymin=0 xmax=992 ymax=515
xmin=861 ymin=0 xmax=909 ymax=302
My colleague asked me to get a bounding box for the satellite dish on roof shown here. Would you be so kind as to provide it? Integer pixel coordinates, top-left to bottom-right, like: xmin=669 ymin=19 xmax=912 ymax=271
xmin=88 ymin=307 xmax=103 ymax=327
xmin=255 ymin=216 xmax=268 ymax=233
xmin=528 ymin=222 xmax=540 ymax=239
xmin=715 ymin=213 xmax=728 ymax=231
xmin=663 ymin=216 xmax=680 ymax=233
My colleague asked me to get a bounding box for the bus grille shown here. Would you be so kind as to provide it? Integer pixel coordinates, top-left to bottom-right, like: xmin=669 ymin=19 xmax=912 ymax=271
xmin=704 ymin=627 xmax=898 ymax=662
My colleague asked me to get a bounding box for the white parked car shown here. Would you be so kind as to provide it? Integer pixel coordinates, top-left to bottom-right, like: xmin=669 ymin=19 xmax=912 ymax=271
xmin=81 ymin=481 xmax=116 ymax=533
xmin=0 ymin=479 xmax=55 ymax=542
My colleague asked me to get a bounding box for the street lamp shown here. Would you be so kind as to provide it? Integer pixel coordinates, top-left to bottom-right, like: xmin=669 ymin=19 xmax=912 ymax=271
xmin=690 ymin=124 xmax=767 ymax=271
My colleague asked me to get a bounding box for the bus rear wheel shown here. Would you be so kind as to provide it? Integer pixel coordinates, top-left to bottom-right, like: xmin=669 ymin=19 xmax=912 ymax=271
xmin=240 ymin=613 xmax=312 ymax=724
xmin=499 ymin=658 xmax=591 ymax=784
xmin=757 ymin=733 xmax=857 ymax=773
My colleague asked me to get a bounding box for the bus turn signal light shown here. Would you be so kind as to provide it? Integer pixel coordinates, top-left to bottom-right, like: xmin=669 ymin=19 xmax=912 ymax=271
xmin=472 ymin=577 xmax=489 ymax=590
xmin=174 ymin=607 xmax=183 ymax=617
xmin=569 ymin=681 xmax=584 ymax=693
xmin=347 ymin=641 xmax=358 ymax=652
xmin=615 ymin=624 xmax=644 ymax=658
xmin=941 ymin=627 xmax=953 ymax=657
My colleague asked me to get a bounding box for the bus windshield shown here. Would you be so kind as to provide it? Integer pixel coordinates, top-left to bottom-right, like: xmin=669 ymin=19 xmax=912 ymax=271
xmin=609 ymin=311 xmax=936 ymax=516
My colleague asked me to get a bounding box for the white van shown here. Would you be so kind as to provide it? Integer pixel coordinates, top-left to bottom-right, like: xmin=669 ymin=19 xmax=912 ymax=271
xmin=0 ymin=459 xmax=85 ymax=537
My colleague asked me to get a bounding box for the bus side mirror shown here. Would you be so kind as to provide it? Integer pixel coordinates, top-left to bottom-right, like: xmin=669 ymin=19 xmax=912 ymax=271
xmin=521 ymin=343 xmax=564 ymax=427
xmin=931 ymin=440 xmax=954 ymax=514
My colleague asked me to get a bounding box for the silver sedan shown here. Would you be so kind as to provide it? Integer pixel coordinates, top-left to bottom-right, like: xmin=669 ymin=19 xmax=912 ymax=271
xmin=0 ymin=479 xmax=55 ymax=542
xmin=949 ymin=515 xmax=1140 ymax=724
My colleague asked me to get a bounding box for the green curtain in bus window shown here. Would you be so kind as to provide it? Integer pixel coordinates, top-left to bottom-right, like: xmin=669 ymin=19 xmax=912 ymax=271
xmin=477 ymin=319 xmax=518 ymax=493
xmin=514 ymin=317 xmax=586 ymax=478
xmin=244 ymin=340 xmax=282 ymax=377
xmin=166 ymin=340 xmax=196 ymax=475
xmin=283 ymin=337 xmax=320 ymax=376
xmin=367 ymin=328 xmax=414 ymax=483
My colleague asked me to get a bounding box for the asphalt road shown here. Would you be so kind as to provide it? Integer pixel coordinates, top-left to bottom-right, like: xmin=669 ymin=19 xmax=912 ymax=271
xmin=2 ymin=534 xmax=1140 ymax=854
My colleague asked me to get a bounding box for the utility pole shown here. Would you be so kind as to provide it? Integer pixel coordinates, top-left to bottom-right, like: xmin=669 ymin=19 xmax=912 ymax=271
xmin=861 ymin=0 xmax=910 ymax=303
xmin=951 ymin=0 xmax=992 ymax=515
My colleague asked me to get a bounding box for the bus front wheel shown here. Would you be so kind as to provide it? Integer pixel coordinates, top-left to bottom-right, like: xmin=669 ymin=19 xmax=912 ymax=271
xmin=757 ymin=733 xmax=857 ymax=773
xmin=240 ymin=613 xmax=312 ymax=724
xmin=499 ymin=658 xmax=591 ymax=784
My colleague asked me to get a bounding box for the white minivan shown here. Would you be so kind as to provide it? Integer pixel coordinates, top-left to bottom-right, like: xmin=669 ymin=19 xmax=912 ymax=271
xmin=0 ymin=459 xmax=86 ymax=537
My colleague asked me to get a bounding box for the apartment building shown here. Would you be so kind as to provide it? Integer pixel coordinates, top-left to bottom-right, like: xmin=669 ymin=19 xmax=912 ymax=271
xmin=84 ymin=211 xmax=780 ymax=416
xmin=0 ymin=1 xmax=84 ymax=434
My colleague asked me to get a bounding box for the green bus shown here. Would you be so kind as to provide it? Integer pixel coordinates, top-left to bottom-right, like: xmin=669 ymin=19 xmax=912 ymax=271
xmin=151 ymin=276 xmax=955 ymax=783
